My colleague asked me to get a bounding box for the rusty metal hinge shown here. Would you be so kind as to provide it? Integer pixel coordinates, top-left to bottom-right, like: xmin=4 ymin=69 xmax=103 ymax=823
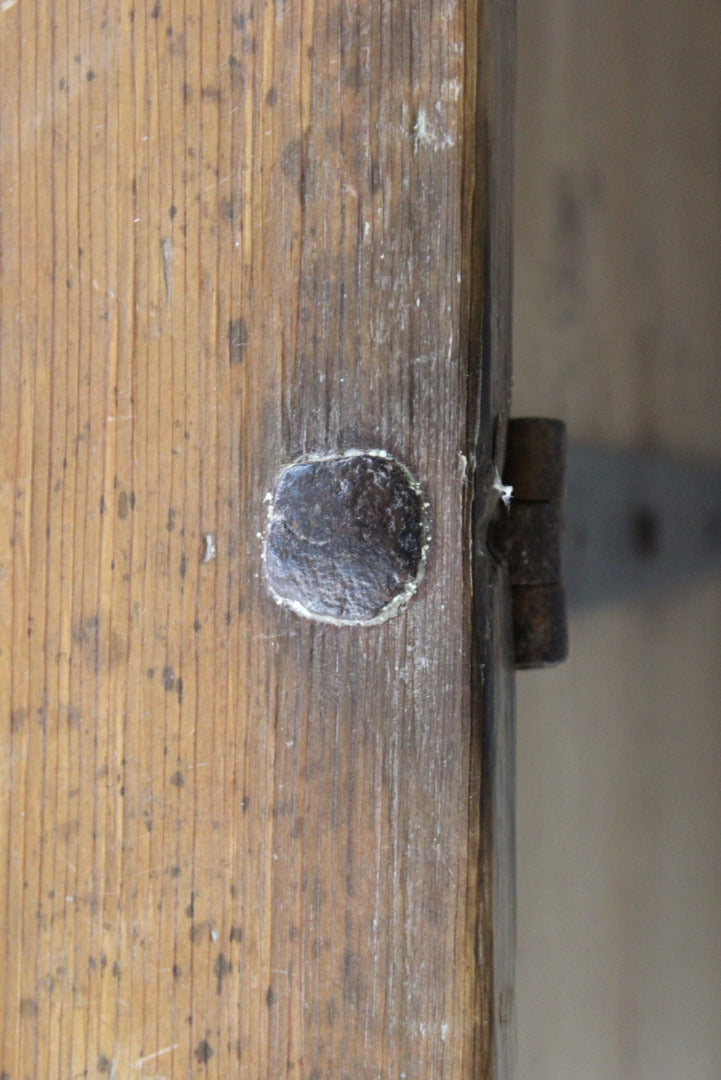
xmin=491 ymin=418 xmax=569 ymax=669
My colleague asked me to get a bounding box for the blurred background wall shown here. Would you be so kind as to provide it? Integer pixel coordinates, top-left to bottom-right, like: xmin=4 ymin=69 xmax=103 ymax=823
xmin=512 ymin=2 xmax=721 ymax=1077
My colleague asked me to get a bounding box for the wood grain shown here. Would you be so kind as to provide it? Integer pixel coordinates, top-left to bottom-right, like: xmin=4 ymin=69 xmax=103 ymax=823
xmin=0 ymin=1 xmax=514 ymax=1077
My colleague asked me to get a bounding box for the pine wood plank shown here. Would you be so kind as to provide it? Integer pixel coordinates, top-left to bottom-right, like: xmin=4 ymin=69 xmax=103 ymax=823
xmin=0 ymin=2 xmax=514 ymax=1077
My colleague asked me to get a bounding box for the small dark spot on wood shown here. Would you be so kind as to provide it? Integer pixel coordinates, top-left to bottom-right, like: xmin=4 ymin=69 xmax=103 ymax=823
xmin=241 ymin=796 xmax=249 ymax=813
xmin=166 ymin=25 xmax=173 ymax=36
xmin=214 ymin=953 xmax=231 ymax=994
xmin=97 ymin=1056 xmax=111 ymax=1074
xmin=179 ymin=551 xmax=186 ymax=578
xmin=117 ymin=490 xmax=129 ymax=519
xmin=169 ymin=865 xmax=181 ymax=878
xmin=193 ymin=618 xmax=201 ymax=632
xmin=170 ymin=769 xmax=184 ymax=787
xmin=279 ymin=137 xmax=303 ymax=182
xmin=195 ymin=1039 xmax=213 ymax=1064
xmin=167 ymin=507 xmax=176 ymax=531
xmin=228 ymin=317 xmax=247 ymax=364
xmin=10 ymin=708 xmax=25 ymax=733
xmin=129 ymin=491 xmax=136 ymax=510
xmin=167 ymin=31 xmax=185 ymax=56
xmin=232 ymin=12 xmax=245 ymax=29
xmin=343 ymin=950 xmax=365 ymax=1008
xmin=172 ymin=963 xmax=181 ymax=979
xmin=19 ymin=998 xmax=37 ymax=1017
xmin=265 ymin=86 xmax=278 ymax=108
xmin=150 ymin=1 xmax=161 ymax=16
xmin=229 ymin=926 xmax=243 ymax=943
xmin=99 ymin=495 xmax=105 ymax=514
xmin=86 ymin=69 xmax=95 ymax=81
xmin=266 ymin=986 xmax=277 ymax=1007
xmin=185 ymin=893 xmax=195 ymax=918
xmin=146 ymin=667 xmax=155 ymax=680
xmin=162 ymin=665 xmax=175 ymax=691
xmin=234 ymin=1040 xmax=242 ymax=1060
xmin=202 ymin=85 xmax=221 ymax=103
xmin=176 ymin=678 xmax=183 ymax=705
xmin=182 ymin=82 xmax=192 ymax=102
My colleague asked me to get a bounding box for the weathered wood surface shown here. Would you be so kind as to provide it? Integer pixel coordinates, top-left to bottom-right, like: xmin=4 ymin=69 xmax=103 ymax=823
xmin=0 ymin=1 xmax=514 ymax=1077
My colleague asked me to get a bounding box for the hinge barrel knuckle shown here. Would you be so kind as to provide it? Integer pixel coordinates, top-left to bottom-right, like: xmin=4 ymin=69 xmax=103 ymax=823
xmin=497 ymin=418 xmax=568 ymax=668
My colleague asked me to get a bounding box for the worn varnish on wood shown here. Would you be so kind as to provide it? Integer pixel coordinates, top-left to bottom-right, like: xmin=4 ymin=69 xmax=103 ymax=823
xmin=0 ymin=2 xmax=514 ymax=1078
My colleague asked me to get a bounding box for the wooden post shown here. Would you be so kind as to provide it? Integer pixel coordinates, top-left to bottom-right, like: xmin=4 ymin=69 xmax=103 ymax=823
xmin=0 ymin=1 xmax=515 ymax=1076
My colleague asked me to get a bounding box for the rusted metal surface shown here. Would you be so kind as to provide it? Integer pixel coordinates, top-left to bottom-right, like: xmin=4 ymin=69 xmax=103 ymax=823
xmin=494 ymin=419 xmax=568 ymax=668
xmin=509 ymin=584 xmax=568 ymax=669
xmin=503 ymin=418 xmax=567 ymax=502
xmin=264 ymin=451 xmax=427 ymax=625
xmin=491 ymin=501 xmax=563 ymax=585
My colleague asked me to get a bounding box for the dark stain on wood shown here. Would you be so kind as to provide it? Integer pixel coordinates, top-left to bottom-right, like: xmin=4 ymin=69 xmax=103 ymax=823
xmin=195 ymin=1039 xmax=213 ymax=1064
xmin=228 ymin=317 xmax=247 ymax=364
xmin=214 ymin=953 xmax=231 ymax=994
